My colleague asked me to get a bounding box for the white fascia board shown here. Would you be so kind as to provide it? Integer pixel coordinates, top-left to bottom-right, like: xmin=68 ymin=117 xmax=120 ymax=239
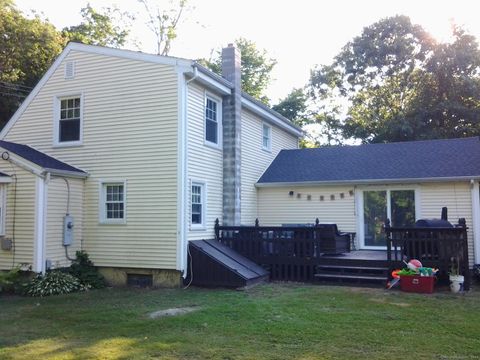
xmin=0 ymin=150 xmax=44 ymax=177
xmin=43 ymin=168 xmax=88 ymax=179
xmin=34 ymin=176 xmax=47 ymax=273
xmin=255 ymin=176 xmax=480 ymax=188
xmin=190 ymin=70 xmax=232 ymax=96
xmin=241 ymin=98 xmax=303 ymax=137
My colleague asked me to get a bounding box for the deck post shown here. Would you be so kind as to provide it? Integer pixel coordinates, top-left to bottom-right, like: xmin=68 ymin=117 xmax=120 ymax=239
xmin=385 ymin=219 xmax=392 ymax=262
xmin=255 ymin=218 xmax=259 ymax=227
xmin=214 ymin=218 xmax=220 ymax=240
xmin=458 ymin=218 xmax=471 ymax=291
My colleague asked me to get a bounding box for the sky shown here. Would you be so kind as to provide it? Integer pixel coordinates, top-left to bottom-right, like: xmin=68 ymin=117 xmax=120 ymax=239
xmin=15 ymin=0 xmax=480 ymax=103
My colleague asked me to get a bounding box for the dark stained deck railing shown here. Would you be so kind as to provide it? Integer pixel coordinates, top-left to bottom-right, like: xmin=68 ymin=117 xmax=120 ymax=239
xmin=385 ymin=219 xmax=471 ymax=290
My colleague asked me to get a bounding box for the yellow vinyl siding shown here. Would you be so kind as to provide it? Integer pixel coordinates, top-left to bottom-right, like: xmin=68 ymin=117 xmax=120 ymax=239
xmin=45 ymin=177 xmax=84 ymax=268
xmin=0 ymin=162 xmax=36 ymax=270
xmin=420 ymin=182 xmax=475 ymax=266
xmin=257 ymin=186 xmax=356 ymax=232
xmin=186 ymin=83 xmax=223 ymax=240
xmin=3 ymin=50 xmax=179 ymax=270
xmin=241 ymin=109 xmax=298 ymax=225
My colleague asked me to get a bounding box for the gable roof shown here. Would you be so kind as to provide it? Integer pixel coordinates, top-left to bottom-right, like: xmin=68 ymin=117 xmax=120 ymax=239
xmin=0 ymin=140 xmax=87 ymax=177
xmin=0 ymin=42 xmax=301 ymax=140
xmin=257 ymin=137 xmax=480 ymax=186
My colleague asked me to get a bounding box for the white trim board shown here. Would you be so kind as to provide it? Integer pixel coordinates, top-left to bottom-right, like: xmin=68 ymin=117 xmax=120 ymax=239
xmin=33 ymin=177 xmax=47 ymax=273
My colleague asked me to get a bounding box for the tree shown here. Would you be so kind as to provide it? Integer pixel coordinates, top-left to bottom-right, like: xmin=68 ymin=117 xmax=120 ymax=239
xmin=0 ymin=0 xmax=65 ymax=128
xmin=138 ymin=0 xmax=189 ymax=56
xmin=62 ymin=4 xmax=133 ymax=48
xmin=309 ymin=15 xmax=480 ymax=144
xmin=200 ymin=38 xmax=277 ymax=103
xmin=272 ymin=88 xmax=308 ymax=126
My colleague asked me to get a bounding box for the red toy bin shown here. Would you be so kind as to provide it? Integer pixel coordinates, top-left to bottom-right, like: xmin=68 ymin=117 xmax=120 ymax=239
xmin=400 ymin=275 xmax=435 ymax=294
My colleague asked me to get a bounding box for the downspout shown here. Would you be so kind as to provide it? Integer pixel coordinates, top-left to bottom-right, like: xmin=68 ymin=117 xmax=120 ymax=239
xmin=178 ymin=65 xmax=198 ymax=277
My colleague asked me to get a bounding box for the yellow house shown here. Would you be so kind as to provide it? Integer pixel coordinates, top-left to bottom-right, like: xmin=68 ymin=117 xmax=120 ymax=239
xmin=0 ymin=42 xmax=301 ymax=286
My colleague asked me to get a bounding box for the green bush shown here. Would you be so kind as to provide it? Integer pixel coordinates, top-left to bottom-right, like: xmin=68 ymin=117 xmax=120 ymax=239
xmin=26 ymin=270 xmax=87 ymax=297
xmin=69 ymin=251 xmax=105 ymax=289
xmin=0 ymin=267 xmax=28 ymax=294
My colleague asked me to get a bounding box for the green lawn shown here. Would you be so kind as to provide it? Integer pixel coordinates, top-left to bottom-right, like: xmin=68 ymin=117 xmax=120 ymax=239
xmin=0 ymin=284 xmax=479 ymax=360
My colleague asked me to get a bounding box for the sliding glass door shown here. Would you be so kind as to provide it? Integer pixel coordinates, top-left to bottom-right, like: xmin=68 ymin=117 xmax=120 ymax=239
xmin=361 ymin=189 xmax=416 ymax=249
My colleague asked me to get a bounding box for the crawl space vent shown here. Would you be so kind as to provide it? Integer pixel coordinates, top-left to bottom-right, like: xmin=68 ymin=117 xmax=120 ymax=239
xmin=127 ymin=274 xmax=153 ymax=288
xmin=65 ymin=61 xmax=75 ymax=79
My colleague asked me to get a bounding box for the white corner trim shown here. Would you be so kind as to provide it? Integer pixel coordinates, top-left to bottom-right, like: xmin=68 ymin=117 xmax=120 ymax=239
xmin=34 ymin=177 xmax=47 ymax=273
xmin=177 ymin=70 xmax=188 ymax=273
xmin=241 ymin=97 xmax=303 ymax=137
xmin=471 ymin=181 xmax=480 ymax=264
xmin=0 ymin=47 xmax=73 ymax=140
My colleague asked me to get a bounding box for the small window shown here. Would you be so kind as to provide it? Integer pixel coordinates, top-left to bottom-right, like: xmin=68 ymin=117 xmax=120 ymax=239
xmin=56 ymin=96 xmax=82 ymax=145
xmin=100 ymin=182 xmax=126 ymax=224
xmin=191 ymin=182 xmax=205 ymax=228
xmin=262 ymin=123 xmax=271 ymax=151
xmin=205 ymin=95 xmax=221 ymax=146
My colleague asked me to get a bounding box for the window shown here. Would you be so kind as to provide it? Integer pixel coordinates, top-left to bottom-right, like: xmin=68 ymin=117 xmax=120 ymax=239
xmin=100 ymin=182 xmax=126 ymax=223
xmin=191 ymin=182 xmax=205 ymax=228
xmin=205 ymin=95 xmax=221 ymax=146
xmin=56 ymin=95 xmax=82 ymax=145
xmin=262 ymin=123 xmax=271 ymax=151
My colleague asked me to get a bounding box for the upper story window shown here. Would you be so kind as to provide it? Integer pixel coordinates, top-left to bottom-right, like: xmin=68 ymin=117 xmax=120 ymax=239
xmin=55 ymin=95 xmax=82 ymax=146
xmin=262 ymin=123 xmax=271 ymax=151
xmin=205 ymin=95 xmax=222 ymax=147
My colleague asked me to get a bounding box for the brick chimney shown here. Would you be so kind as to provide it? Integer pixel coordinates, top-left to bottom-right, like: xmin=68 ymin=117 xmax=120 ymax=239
xmin=222 ymin=44 xmax=242 ymax=225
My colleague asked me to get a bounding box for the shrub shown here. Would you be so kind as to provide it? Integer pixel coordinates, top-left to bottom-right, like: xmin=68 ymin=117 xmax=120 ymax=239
xmin=0 ymin=267 xmax=28 ymax=294
xmin=26 ymin=270 xmax=87 ymax=297
xmin=69 ymin=251 xmax=105 ymax=289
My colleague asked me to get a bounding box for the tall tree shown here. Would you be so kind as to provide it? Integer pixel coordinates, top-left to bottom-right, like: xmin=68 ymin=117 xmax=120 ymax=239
xmin=200 ymin=38 xmax=277 ymax=103
xmin=0 ymin=0 xmax=64 ymax=128
xmin=62 ymin=4 xmax=133 ymax=48
xmin=138 ymin=0 xmax=189 ymax=56
xmin=310 ymin=15 xmax=480 ymax=144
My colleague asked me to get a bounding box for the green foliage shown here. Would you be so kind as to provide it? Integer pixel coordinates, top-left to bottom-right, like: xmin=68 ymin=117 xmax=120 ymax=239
xmin=0 ymin=0 xmax=65 ymax=129
xmin=62 ymin=4 xmax=133 ymax=48
xmin=200 ymin=38 xmax=277 ymax=103
xmin=272 ymin=88 xmax=308 ymax=126
xmin=26 ymin=270 xmax=86 ymax=297
xmin=69 ymin=251 xmax=105 ymax=289
xmin=0 ymin=267 xmax=27 ymax=294
xmin=310 ymin=15 xmax=480 ymax=144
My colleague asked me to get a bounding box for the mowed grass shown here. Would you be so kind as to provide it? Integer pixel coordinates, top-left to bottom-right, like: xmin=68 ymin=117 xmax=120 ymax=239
xmin=0 ymin=284 xmax=479 ymax=360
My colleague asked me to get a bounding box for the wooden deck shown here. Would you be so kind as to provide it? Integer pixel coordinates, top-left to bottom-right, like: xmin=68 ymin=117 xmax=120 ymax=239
xmin=321 ymin=250 xmax=390 ymax=261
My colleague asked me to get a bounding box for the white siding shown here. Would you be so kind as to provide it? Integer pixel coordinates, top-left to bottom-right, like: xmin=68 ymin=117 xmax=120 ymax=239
xmin=3 ymin=50 xmax=179 ymax=270
xmin=45 ymin=177 xmax=84 ymax=268
xmin=420 ymin=182 xmax=475 ymax=266
xmin=257 ymin=186 xmax=356 ymax=232
xmin=0 ymin=161 xmax=36 ymax=270
xmin=186 ymin=83 xmax=223 ymax=240
xmin=241 ymin=109 xmax=298 ymax=225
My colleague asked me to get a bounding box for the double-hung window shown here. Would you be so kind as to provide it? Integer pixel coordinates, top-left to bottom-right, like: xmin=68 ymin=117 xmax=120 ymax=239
xmin=56 ymin=95 xmax=82 ymax=145
xmin=205 ymin=95 xmax=221 ymax=147
xmin=191 ymin=182 xmax=205 ymax=228
xmin=262 ymin=123 xmax=271 ymax=151
xmin=100 ymin=182 xmax=126 ymax=224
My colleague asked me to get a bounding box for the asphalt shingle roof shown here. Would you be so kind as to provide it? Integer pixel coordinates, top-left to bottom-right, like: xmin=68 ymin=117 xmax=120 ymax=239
xmin=0 ymin=140 xmax=86 ymax=175
xmin=258 ymin=137 xmax=480 ymax=184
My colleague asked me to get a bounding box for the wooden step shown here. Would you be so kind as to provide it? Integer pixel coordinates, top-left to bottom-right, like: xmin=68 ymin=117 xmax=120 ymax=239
xmin=316 ymin=265 xmax=389 ymax=271
xmin=314 ymin=273 xmax=386 ymax=281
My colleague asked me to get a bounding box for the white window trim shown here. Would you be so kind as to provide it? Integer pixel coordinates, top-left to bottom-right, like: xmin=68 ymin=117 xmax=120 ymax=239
xmin=99 ymin=179 xmax=127 ymax=225
xmin=0 ymin=184 xmax=6 ymax=236
xmin=190 ymin=180 xmax=207 ymax=231
xmin=262 ymin=122 xmax=272 ymax=152
xmin=53 ymin=93 xmax=84 ymax=147
xmin=356 ymin=185 xmax=420 ymax=250
xmin=204 ymin=92 xmax=222 ymax=150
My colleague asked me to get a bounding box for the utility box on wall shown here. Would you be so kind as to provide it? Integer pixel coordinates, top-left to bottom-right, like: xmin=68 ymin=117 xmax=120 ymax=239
xmin=63 ymin=215 xmax=74 ymax=246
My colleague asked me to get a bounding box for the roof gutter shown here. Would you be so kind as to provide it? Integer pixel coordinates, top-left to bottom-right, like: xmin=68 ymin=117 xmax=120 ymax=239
xmin=43 ymin=168 xmax=88 ymax=179
xmin=255 ymin=175 xmax=480 ymax=188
